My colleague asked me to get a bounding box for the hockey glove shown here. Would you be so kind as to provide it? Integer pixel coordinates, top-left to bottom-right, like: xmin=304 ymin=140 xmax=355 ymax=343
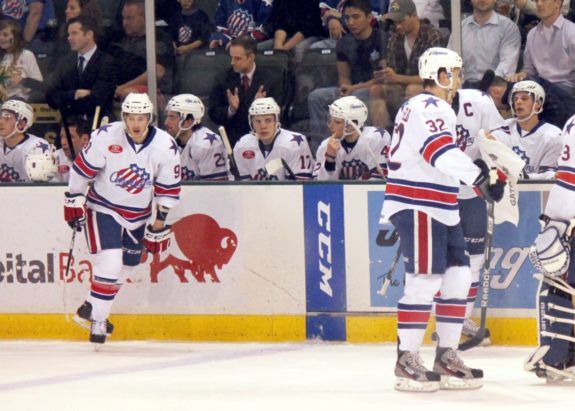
xmin=143 ymin=224 xmax=171 ymax=254
xmin=64 ymin=192 xmax=86 ymax=231
xmin=472 ymin=159 xmax=507 ymax=203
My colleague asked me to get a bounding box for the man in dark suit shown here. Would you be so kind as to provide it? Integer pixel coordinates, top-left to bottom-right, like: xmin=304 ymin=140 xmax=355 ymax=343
xmin=46 ymin=15 xmax=117 ymax=125
xmin=208 ymin=36 xmax=285 ymax=148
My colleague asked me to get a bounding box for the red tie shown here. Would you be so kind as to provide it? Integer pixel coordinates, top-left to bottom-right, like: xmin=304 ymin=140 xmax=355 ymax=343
xmin=242 ymin=75 xmax=250 ymax=93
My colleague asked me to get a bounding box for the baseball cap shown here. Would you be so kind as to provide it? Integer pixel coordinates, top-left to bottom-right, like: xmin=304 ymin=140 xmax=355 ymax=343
xmin=383 ymin=0 xmax=417 ymax=21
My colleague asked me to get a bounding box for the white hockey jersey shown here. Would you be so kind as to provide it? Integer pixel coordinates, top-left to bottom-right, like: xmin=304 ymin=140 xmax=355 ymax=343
xmin=544 ymin=115 xmax=575 ymax=221
xmin=52 ymin=148 xmax=72 ymax=183
xmin=454 ymin=89 xmax=505 ymax=199
xmin=68 ymin=121 xmax=181 ymax=230
xmin=490 ymin=119 xmax=562 ymax=179
xmin=233 ymin=128 xmax=314 ymax=180
xmin=180 ymin=126 xmax=229 ymax=181
xmin=381 ymin=93 xmax=482 ymax=226
xmin=0 ymin=134 xmax=51 ymax=182
xmin=314 ymin=126 xmax=391 ymax=180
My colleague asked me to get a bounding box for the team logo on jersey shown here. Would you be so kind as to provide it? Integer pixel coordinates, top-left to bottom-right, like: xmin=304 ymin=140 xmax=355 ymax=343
xmin=108 ymin=145 xmax=123 ymax=154
xmin=178 ymin=25 xmax=193 ymax=44
xmin=109 ymin=163 xmax=151 ymax=194
xmin=456 ymin=124 xmax=473 ymax=152
xmin=181 ymin=167 xmax=196 ymax=181
xmin=341 ymin=159 xmax=369 ymax=180
xmin=0 ymin=164 xmax=21 ymax=182
xmin=227 ymin=9 xmax=253 ymax=37
xmin=242 ymin=150 xmax=255 ymax=159
xmin=146 ymin=214 xmax=237 ymax=283
xmin=512 ymin=147 xmax=530 ymax=170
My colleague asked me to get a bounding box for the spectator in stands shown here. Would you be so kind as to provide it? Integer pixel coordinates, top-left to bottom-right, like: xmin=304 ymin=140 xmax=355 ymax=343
xmin=447 ymin=0 xmax=520 ymax=89
xmin=314 ymin=96 xmax=390 ymax=180
xmin=46 ymin=16 xmax=117 ymax=124
xmin=168 ymin=0 xmax=211 ymax=56
xmin=513 ymin=0 xmax=570 ymax=16
xmin=310 ymin=0 xmax=384 ymax=49
xmin=0 ymin=0 xmax=55 ymax=45
xmin=164 ymin=94 xmax=229 ymax=181
xmin=0 ymin=99 xmax=54 ymax=182
xmin=262 ymin=0 xmax=325 ymax=62
xmin=52 ymin=115 xmax=90 ymax=183
xmin=208 ymin=35 xmax=285 ymax=148
xmin=208 ymin=0 xmax=274 ymax=50
xmin=490 ymin=80 xmax=563 ymax=179
xmin=107 ymin=0 xmax=173 ymax=104
xmin=412 ymin=0 xmax=448 ymax=33
xmin=307 ymin=0 xmax=387 ymax=145
xmin=508 ymin=0 xmax=575 ymax=128
xmin=64 ymin=0 xmax=101 ymax=22
xmin=0 ymin=19 xmax=43 ymax=102
xmin=233 ymin=97 xmax=314 ymax=180
xmin=368 ymin=0 xmax=443 ymax=129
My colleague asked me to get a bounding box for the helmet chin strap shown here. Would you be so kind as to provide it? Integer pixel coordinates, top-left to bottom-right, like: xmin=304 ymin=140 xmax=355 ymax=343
xmin=0 ymin=122 xmax=24 ymax=141
xmin=176 ymin=116 xmax=193 ymax=140
xmin=517 ymin=100 xmax=542 ymax=124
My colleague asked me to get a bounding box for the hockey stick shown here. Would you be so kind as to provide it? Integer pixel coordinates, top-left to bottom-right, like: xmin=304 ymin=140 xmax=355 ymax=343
xmin=60 ymin=107 xmax=76 ymax=160
xmin=377 ymin=246 xmax=402 ymax=296
xmin=218 ymin=126 xmax=240 ymax=179
xmin=92 ymin=106 xmax=101 ymax=131
xmin=459 ymin=201 xmax=494 ymax=351
xmin=62 ymin=228 xmax=78 ymax=322
xmin=281 ymin=159 xmax=297 ymax=180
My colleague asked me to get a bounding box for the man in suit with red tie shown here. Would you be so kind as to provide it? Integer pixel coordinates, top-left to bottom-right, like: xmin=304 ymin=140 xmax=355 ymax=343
xmin=46 ymin=15 xmax=117 ymax=125
xmin=208 ymin=35 xmax=285 ymax=148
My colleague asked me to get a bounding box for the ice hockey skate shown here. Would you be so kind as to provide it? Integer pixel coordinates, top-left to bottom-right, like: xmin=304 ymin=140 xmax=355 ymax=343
xmin=73 ymin=301 xmax=114 ymax=336
xmin=461 ymin=319 xmax=491 ymax=346
xmin=394 ymin=349 xmax=441 ymax=392
xmin=90 ymin=319 xmax=107 ymax=348
xmin=433 ymin=347 xmax=483 ymax=389
xmin=525 ymin=346 xmax=575 ymax=385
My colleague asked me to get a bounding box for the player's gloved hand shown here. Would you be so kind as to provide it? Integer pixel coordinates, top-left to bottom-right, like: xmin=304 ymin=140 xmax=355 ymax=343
xmin=64 ymin=192 xmax=86 ymax=231
xmin=472 ymin=159 xmax=507 ymax=203
xmin=143 ymin=224 xmax=171 ymax=254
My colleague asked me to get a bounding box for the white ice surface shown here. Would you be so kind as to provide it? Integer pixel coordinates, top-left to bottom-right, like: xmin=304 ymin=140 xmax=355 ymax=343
xmin=0 ymin=341 xmax=572 ymax=411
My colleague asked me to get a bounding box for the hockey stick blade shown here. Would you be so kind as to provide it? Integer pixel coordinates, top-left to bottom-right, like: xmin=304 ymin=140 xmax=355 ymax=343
xmin=458 ymin=330 xmax=487 ymax=351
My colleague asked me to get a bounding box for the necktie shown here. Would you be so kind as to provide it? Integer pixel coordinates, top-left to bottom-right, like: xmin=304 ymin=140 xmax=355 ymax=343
xmin=78 ymin=55 xmax=85 ymax=74
xmin=242 ymin=75 xmax=250 ymax=93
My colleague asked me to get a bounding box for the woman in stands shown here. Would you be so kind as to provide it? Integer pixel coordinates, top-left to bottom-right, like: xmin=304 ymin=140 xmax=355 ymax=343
xmin=0 ymin=19 xmax=43 ymax=102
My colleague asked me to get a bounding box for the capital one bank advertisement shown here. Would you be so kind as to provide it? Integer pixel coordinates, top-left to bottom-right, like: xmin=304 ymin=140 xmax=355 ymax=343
xmin=0 ymin=185 xmax=307 ymax=315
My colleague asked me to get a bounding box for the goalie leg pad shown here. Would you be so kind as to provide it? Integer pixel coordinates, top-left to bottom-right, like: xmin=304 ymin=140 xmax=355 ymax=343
xmin=533 ymin=280 xmax=574 ymax=369
xmin=530 ymin=217 xmax=572 ymax=276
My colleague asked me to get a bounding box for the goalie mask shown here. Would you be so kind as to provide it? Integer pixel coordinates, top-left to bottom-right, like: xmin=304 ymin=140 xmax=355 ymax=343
xmin=25 ymin=143 xmax=58 ymax=182
xmin=0 ymin=100 xmax=34 ymax=140
xmin=328 ymin=96 xmax=368 ymax=137
xmin=509 ymin=80 xmax=545 ymax=123
xmin=419 ymin=47 xmax=463 ymax=93
xmin=165 ymin=94 xmax=205 ymax=129
xmin=529 ymin=215 xmax=573 ymax=277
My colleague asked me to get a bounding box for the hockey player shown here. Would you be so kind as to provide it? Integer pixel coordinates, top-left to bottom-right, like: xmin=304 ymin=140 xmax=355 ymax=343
xmin=0 ymin=100 xmax=57 ymax=183
xmin=490 ymin=80 xmax=563 ymax=180
xmin=63 ymin=93 xmax=181 ymax=345
xmin=381 ymin=47 xmax=506 ymax=392
xmin=233 ymin=97 xmax=314 ymax=180
xmin=164 ymin=94 xmax=229 ymax=181
xmin=313 ymin=96 xmax=391 ymax=180
xmin=52 ymin=117 xmax=91 ymax=183
xmin=527 ymin=112 xmax=575 ymax=383
xmin=441 ymin=86 xmax=506 ymax=345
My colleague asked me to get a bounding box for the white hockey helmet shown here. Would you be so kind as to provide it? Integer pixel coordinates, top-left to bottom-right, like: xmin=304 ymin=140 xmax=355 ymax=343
xmin=25 ymin=142 xmax=58 ymax=182
xmin=165 ymin=94 xmax=205 ymax=126
xmin=329 ymin=96 xmax=368 ymax=130
xmin=1 ymin=100 xmax=34 ymax=134
xmin=419 ymin=47 xmax=463 ymax=88
xmin=122 ymin=93 xmax=154 ymax=116
xmin=248 ymin=97 xmax=281 ymax=135
xmin=509 ymin=80 xmax=545 ymax=118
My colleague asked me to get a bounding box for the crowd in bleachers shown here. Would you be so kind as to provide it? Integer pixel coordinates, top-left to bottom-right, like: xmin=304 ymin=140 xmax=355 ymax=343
xmin=0 ymin=0 xmax=574 ymax=182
